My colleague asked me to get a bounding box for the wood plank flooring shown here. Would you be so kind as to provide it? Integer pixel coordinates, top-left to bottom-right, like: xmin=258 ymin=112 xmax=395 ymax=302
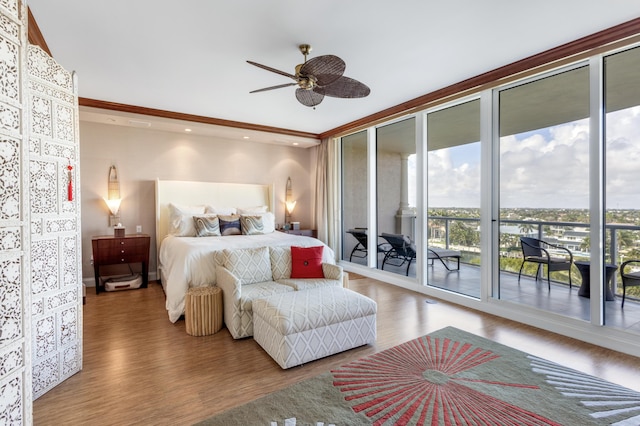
xmin=33 ymin=277 xmax=640 ymax=425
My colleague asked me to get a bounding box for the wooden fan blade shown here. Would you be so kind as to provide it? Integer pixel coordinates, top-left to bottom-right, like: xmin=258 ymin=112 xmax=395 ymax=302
xmin=250 ymin=82 xmax=297 ymax=94
xmin=299 ymin=55 xmax=345 ymax=86
xmin=247 ymin=60 xmax=297 ymax=80
xmin=295 ymin=88 xmax=324 ymax=107
xmin=316 ymin=76 xmax=370 ymax=98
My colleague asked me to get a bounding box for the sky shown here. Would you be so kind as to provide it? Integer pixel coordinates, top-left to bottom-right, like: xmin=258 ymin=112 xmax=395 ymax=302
xmin=417 ymin=105 xmax=640 ymax=210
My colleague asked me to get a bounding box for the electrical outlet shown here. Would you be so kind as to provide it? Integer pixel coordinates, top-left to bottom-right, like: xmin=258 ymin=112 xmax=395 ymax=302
xmin=136 ymin=225 xmax=142 ymax=233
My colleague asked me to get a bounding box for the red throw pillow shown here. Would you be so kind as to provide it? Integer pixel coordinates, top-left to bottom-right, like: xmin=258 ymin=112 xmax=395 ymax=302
xmin=290 ymin=246 xmax=324 ymax=278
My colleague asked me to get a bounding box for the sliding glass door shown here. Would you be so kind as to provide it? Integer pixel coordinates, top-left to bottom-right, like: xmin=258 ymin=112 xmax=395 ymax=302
xmin=604 ymin=45 xmax=640 ymax=331
xmin=376 ymin=118 xmax=417 ymax=277
xmin=497 ymin=65 xmax=590 ymax=320
xmin=426 ymin=99 xmax=481 ymax=297
xmin=341 ymin=131 xmax=369 ymax=264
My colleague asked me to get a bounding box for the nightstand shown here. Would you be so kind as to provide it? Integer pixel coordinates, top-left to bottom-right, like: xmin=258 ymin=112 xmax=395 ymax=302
xmin=91 ymin=234 xmax=150 ymax=294
xmin=280 ymin=229 xmax=317 ymax=238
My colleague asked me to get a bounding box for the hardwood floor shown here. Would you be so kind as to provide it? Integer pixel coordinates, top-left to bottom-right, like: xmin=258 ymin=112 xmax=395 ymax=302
xmin=33 ymin=277 xmax=640 ymax=425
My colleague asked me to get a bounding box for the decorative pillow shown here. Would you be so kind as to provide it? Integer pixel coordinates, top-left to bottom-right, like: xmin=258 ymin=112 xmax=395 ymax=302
xmin=237 ymin=205 xmax=268 ymax=214
xmin=290 ymin=246 xmax=324 ymax=279
xmin=258 ymin=212 xmax=275 ymax=233
xmin=223 ymin=246 xmax=272 ymax=285
xmin=205 ymin=206 xmax=237 ymax=215
xmin=240 ymin=212 xmax=275 ymax=233
xmin=269 ymin=246 xmax=292 ymax=280
xmin=168 ymin=203 xmax=205 ymax=237
xmin=218 ymin=214 xmax=241 ymax=236
xmin=193 ymin=214 xmax=221 ymax=237
xmin=240 ymin=215 xmax=265 ymax=235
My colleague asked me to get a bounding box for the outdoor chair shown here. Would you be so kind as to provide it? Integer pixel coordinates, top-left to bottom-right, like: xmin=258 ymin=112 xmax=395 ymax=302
xmin=620 ymin=259 xmax=640 ymax=308
xmin=379 ymin=233 xmax=416 ymax=276
xmin=518 ymin=236 xmax=573 ymax=290
xmin=346 ymin=228 xmax=391 ymax=267
xmin=427 ymin=247 xmax=461 ymax=271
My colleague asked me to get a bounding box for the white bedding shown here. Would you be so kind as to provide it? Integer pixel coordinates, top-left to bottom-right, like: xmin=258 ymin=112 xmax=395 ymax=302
xmin=159 ymin=232 xmax=335 ymax=322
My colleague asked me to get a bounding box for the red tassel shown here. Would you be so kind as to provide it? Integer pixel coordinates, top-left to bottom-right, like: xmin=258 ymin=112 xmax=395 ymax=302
xmin=66 ymin=162 xmax=73 ymax=201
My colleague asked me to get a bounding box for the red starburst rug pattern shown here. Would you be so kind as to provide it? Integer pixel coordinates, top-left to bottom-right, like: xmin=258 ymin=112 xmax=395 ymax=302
xmin=332 ymin=335 xmax=561 ymax=426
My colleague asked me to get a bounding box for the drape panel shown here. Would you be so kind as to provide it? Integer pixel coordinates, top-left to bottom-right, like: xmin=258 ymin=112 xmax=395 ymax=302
xmin=314 ymin=137 xmax=340 ymax=258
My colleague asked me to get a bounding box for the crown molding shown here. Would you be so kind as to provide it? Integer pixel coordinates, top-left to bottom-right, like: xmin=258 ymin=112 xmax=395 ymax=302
xmin=78 ymin=98 xmax=320 ymax=140
xmin=27 ymin=6 xmax=52 ymax=56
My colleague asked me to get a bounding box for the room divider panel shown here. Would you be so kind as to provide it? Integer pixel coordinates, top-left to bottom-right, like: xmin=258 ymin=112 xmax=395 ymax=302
xmin=0 ymin=0 xmax=82 ymax=422
xmin=0 ymin=0 xmax=32 ymax=423
xmin=27 ymin=43 xmax=82 ymax=399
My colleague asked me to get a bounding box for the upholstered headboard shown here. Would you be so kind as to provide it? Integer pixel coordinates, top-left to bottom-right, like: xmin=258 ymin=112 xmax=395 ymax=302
xmin=154 ymin=179 xmax=274 ymax=274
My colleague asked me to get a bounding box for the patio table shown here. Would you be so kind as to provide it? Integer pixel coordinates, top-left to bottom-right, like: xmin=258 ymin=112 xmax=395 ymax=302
xmin=575 ymin=261 xmax=616 ymax=301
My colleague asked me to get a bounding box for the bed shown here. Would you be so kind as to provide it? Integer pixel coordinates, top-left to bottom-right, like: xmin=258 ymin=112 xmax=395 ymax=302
xmin=155 ymin=179 xmax=335 ymax=323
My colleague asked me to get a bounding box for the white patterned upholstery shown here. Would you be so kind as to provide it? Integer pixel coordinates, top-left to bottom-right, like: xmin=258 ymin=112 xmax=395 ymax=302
xmin=269 ymin=246 xmax=292 ymax=280
xmin=222 ymin=246 xmax=272 ymax=285
xmin=217 ymin=266 xmax=294 ymax=339
xmin=253 ymin=287 xmax=377 ymax=369
xmin=269 ymin=247 xmax=343 ymax=284
xmin=218 ymin=246 xmax=344 ymax=339
xmin=322 ymin=263 xmax=343 ymax=281
xmin=276 ymin=277 xmax=341 ymax=291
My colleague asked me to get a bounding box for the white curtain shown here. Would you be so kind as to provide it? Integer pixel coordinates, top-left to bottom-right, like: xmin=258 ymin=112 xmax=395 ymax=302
xmin=314 ymin=137 xmax=340 ymax=258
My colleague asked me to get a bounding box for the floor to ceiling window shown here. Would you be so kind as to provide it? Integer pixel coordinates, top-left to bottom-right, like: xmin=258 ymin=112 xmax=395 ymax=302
xmin=341 ymin=131 xmax=369 ymax=264
xmin=497 ymin=65 xmax=590 ymax=320
xmin=376 ymin=118 xmax=417 ymax=278
xmin=604 ymin=45 xmax=640 ymax=332
xmin=337 ymin=39 xmax=640 ymax=353
xmin=426 ymin=99 xmax=481 ymax=297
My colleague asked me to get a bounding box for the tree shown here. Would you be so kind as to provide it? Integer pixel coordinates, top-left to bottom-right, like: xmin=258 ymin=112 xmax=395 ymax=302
xmin=449 ymin=221 xmax=479 ymax=248
xmin=519 ymin=222 xmax=535 ymax=235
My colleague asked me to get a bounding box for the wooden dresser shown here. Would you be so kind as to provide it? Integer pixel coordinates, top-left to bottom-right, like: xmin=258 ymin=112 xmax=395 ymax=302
xmin=91 ymin=234 xmax=150 ymax=294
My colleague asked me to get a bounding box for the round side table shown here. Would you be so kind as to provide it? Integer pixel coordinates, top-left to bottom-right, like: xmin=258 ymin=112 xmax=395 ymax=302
xmin=185 ymin=286 xmax=223 ymax=336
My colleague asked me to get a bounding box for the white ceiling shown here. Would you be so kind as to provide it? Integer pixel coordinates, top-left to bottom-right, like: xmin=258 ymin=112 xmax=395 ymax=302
xmin=27 ymin=1 xmax=640 ymax=136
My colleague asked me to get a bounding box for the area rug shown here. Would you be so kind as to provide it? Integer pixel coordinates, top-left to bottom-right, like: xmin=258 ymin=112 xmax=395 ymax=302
xmin=196 ymin=327 xmax=640 ymax=425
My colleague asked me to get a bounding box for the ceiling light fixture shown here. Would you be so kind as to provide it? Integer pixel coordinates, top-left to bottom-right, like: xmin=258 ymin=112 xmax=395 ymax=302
xmin=128 ymin=119 xmax=150 ymax=127
xmin=185 ymin=128 xmax=192 ymax=132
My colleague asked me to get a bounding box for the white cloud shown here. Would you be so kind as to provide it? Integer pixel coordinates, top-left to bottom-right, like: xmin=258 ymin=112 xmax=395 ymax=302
xmin=420 ymin=105 xmax=640 ymax=209
xmin=427 ymin=143 xmax=481 ymax=208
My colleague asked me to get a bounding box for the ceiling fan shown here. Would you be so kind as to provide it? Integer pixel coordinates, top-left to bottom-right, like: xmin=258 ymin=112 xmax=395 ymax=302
xmin=247 ymin=44 xmax=370 ymax=108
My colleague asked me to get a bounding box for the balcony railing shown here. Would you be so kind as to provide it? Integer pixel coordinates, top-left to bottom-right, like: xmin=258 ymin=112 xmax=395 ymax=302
xmin=427 ymin=215 xmax=640 ymax=297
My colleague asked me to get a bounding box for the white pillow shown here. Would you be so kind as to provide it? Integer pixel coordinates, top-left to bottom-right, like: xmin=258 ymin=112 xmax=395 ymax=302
xmin=205 ymin=206 xmax=237 ymax=215
xmin=237 ymin=205 xmax=268 ymax=214
xmin=168 ymin=203 xmax=205 ymax=236
xmin=240 ymin=211 xmax=275 ymax=233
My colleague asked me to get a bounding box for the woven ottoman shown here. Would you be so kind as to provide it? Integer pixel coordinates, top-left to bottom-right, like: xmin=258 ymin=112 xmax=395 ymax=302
xmin=185 ymin=286 xmax=223 ymax=336
xmin=252 ymin=286 xmax=377 ymax=369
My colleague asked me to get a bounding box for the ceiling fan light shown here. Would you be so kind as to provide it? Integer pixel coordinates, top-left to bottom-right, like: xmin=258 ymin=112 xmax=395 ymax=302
xmin=295 ymin=88 xmax=323 ymax=107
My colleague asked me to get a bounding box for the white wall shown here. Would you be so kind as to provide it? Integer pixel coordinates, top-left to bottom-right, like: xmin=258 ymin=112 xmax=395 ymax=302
xmin=79 ymin=120 xmax=317 ymax=284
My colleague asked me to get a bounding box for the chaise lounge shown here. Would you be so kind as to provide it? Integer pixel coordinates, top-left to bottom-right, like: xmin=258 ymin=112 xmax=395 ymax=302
xmin=380 ymin=233 xmax=461 ymax=275
xmin=346 ymin=228 xmax=391 ymax=267
xmin=427 ymin=247 xmax=461 ymax=271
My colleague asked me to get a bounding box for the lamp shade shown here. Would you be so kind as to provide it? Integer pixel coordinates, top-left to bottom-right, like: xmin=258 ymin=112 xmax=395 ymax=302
xmin=105 ymin=198 xmax=121 ymax=216
xmin=285 ymin=200 xmax=297 ymax=214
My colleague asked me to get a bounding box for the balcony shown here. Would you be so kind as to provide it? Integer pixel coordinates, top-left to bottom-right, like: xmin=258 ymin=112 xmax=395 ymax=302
xmin=346 ymin=216 xmax=640 ymax=332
